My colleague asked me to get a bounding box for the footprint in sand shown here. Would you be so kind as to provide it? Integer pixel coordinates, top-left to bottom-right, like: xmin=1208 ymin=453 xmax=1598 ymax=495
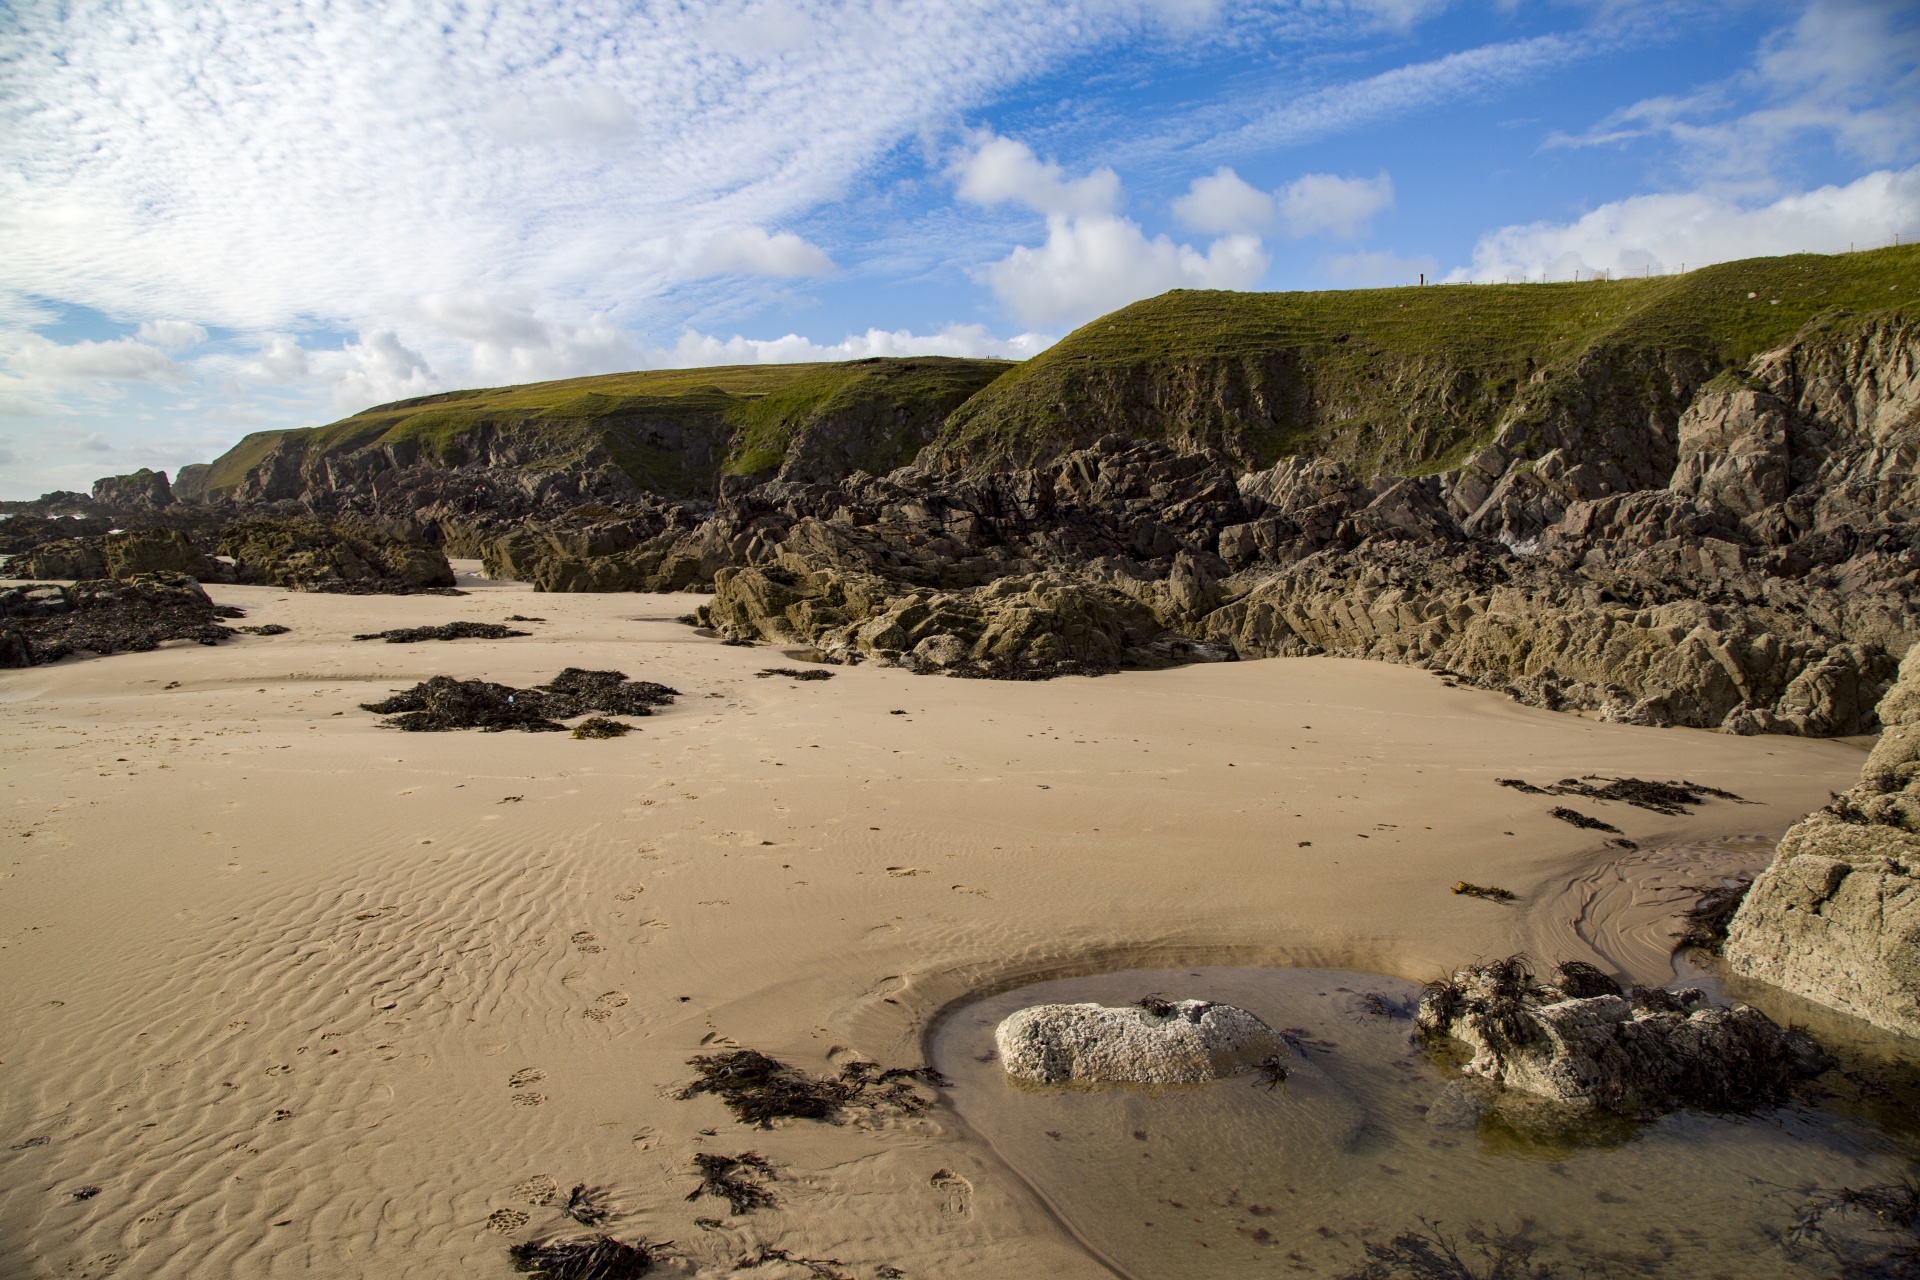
xmin=931 ymin=1169 xmax=973 ymax=1219
xmin=512 ymin=1175 xmax=559 ymax=1205
xmin=508 ymin=1068 xmax=545 ymax=1089
xmin=486 ymin=1208 xmax=529 ymax=1233
xmin=613 ymin=886 xmax=645 ymax=901
xmin=511 ymin=1092 xmax=545 ymax=1106
xmin=583 ymin=991 xmax=629 ymax=1021
xmin=571 ymin=930 xmax=603 ymax=954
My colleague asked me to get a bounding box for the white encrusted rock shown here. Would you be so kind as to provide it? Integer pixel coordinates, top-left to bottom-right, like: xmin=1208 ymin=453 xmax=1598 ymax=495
xmin=995 ymin=999 xmax=1283 ymax=1085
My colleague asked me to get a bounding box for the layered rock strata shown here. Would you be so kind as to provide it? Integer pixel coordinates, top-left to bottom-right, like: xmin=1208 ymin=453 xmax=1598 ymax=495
xmin=1724 ymin=649 xmax=1920 ymax=1035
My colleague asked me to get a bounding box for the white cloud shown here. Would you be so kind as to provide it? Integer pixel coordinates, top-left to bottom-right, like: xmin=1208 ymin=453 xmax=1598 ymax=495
xmin=1455 ymin=166 xmax=1920 ymax=282
xmin=1173 ymin=167 xmax=1274 ymax=234
xmin=985 ymin=216 xmax=1269 ymax=325
xmin=1277 ymin=172 xmax=1394 ymax=239
xmin=237 ymin=336 xmax=312 ymax=384
xmin=1326 ymin=249 xmax=1438 ymax=286
xmin=693 ymin=228 xmax=835 ymax=278
xmin=954 ymin=135 xmax=1121 ymax=216
xmin=321 ymin=331 xmax=438 ymax=412
xmin=11 ymin=336 xmax=184 ymax=383
xmin=662 ymin=323 xmax=1052 ymax=366
xmin=135 ymin=320 xmax=209 ymax=351
xmin=0 ymin=437 xmax=17 ymax=464
xmin=77 ymin=433 xmax=113 ymax=452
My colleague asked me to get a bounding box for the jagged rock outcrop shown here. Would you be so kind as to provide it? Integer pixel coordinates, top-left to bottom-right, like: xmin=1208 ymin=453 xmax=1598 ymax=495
xmin=1725 ymin=647 xmax=1920 ymax=1036
xmin=23 ymin=528 xmax=222 ymax=582
xmin=171 ymin=464 xmax=213 ymax=503
xmin=1417 ymin=958 xmax=1828 ymax=1115
xmin=218 ymin=517 xmax=454 ymax=592
xmin=91 ymin=468 xmax=173 ymax=510
xmin=0 ymin=574 xmax=235 ymax=666
xmin=995 ymin=999 xmax=1284 ymax=1084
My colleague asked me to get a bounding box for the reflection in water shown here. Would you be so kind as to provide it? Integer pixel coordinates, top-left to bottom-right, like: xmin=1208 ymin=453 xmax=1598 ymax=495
xmin=931 ymin=967 xmax=1918 ymax=1279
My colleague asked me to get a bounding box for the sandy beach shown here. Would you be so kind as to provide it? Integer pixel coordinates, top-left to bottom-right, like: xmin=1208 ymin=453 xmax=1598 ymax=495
xmin=0 ymin=564 xmax=1873 ymax=1279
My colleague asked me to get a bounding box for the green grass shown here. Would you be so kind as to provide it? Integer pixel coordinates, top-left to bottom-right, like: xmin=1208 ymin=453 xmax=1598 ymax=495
xmin=937 ymin=244 xmax=1920 ymax=472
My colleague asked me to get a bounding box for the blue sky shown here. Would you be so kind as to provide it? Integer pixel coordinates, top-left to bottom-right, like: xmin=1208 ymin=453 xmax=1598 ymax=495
xmin=2 ymin=0 xmax=1917 ymax=497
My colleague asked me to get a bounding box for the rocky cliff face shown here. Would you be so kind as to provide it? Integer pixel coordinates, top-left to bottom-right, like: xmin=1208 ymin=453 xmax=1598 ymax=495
xmin=90 ymin=469 xmax=174 ymax=510
xmin=1724 ymin=647 xmax=1920 ymax=1036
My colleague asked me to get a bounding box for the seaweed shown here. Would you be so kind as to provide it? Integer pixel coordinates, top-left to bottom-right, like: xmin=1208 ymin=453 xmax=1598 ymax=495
xmin=352 ymin=621 xmax=530 ymax=643
xmin=508 ymin=1235 xmax=659 ymax=1278
xmin=237 ymin=623 xmax=291 ymax=635
xmin=572 ymin=717 xmax=631 ymax=739
xmin=734 ymin=1248 xmax=855 ymax=1278
xmin=1339 ymin=1218 xmax=1553 ymax=1280
xmin=1498 ymin=775 xmax=1742 ymax=815
xmin=360 ymin=668 xmax=678 ymax=732
xmin=1552 ymin=961 xmax=1622 ymax=999
xmin=686 ymin=1152 xmax=777 ymax=1214
xmin=1135 ymin=993 xmax=1177 ymax=1016
xmin=1787 ymin=1173 xmax=1920 ymax=1277
xmin=1547 ymin=806 xmax=1620 ymax=833
xmin=1452 ymin=881 xmax=1516 ymax=902
xmin=756 ymin=667 xmax=834 ymax=680
xmin=678 ymin=1049 xmax=944 ymax=1128
xmin=562 ymin=1184 xmax=612 ymax=1226
xmin=1674 ymin=879 xmax=1753 ymax=953
xmin=1254 ymin=1054 xmax=1290 ymax=1089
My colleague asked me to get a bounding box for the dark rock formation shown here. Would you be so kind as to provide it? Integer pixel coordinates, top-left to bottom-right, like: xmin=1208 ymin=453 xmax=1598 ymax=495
xmin=1417 ymin=957 xmax=1828 ymax=1116
xmin=219 ymin=517 xmax=454 ymax=592
xmin=0 ymin=574 xmax=235 ymax=666
xmin=90 ymin=468 xmax=173 ymax=510
xmin=23 ymin=528 xmax=222 ymax=582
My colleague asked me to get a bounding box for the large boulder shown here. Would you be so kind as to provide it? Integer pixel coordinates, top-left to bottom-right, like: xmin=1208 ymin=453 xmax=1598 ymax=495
xmin=995 ymin=999 xmax=1284 ymax=1085
xmin=219 ymin=517 xmax=454 ymax=592
xmin=1417 ymin=958 xmax=1827 ymax=1115
xmin=1725 ymin=646 xmax=1920 ymax=1036
xmin=23 ymin=528 xmax=220 ymax=582
xmin=91 ymin=468 xmax=173 ymax=510
xmin=0 ymin=573 xmax=234 ymax=666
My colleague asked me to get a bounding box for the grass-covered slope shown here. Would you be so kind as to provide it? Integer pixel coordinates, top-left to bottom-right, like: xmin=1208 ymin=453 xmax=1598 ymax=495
xmin=933 ymin=245 xmax=1920 ymax=477
xmin=205 ymin=357 xmax=1011 ymax=500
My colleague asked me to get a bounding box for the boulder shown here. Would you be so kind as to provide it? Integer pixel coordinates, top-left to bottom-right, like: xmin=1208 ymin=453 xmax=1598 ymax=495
xmin=1725 ymin=646 xmax=1920 ymax=1036
xmin=23 ymin=528 xmax=220 ymax=582
xmin=1417 ymin=958 xmax=1827 ymax=1115
xmin=219 ymin=517 xmax=454 ymax=592
xmin=91 ymin=468 xmax=173 ymax=510
xmin=995 ymin=999 xmax=1284 ymax=1085
xmin=0 ymin=573 xmax=234 ymax=666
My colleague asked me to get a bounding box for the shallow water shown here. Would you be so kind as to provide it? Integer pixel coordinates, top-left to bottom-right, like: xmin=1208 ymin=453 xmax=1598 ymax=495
xmin=931 ymin=967 xmax=1919 ymax=1280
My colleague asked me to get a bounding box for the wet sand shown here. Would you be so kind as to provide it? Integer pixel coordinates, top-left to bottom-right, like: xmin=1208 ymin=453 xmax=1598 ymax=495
xmin=0 ymin=563 xmax=1871 ymax=1279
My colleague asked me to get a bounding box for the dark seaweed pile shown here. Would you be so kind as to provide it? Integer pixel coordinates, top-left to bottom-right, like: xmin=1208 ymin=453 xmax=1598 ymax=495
xmin=360 ymin=668 xmax=678 ymax=732
xmin=755 ymin=667 xmax=834 ymax=681
xmin=352 ymin=621 xmax=530 ymax=643
xmin=1498 ymin=776 xmax=1743 ymax=814
xmin=1 ymin=574 xmax=234 ymax=667
xmin=508 ymin=1235 xmax=656 ymax=1278
xmin=685 ymin=1152 xmax=777 ymax=1214
xmin=571 ymin=717 xmax=631 ymax=739
xmin=678 ymin=1049 xmax=944 ymax=1128
xmin=1675 ymin=879 xmax=1756 ymax=953
xmin=1547 ymin=805 xmax=1621 ymax=834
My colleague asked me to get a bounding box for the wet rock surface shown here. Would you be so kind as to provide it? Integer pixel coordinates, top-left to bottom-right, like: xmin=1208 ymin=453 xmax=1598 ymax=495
xmin=0 ymin=574 xmax=235 ymax=667
xmin=1416 ymin=957 xmax=1828 ymax=1116
xmin=359 ymin=668 xmax=678 ymax=732
xmin=995 ymin=998 xmax=1287 ymax=1085
xmin=1726 ymin=646 xmax=1920 ymax=1036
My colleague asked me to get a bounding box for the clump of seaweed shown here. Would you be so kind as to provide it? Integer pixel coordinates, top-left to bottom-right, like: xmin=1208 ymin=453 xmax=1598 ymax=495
xmin=1551 ymin=961 xmax=1622 ymax=999
xmin=735 ymin=1248 xmax=855 ymax=1278
xmin=1674 ymin=879 xmax=1754 ymax=953
xmin=1340 ymin=1218 xmax=1552 ymax=1280
xmin=1787 ymin=1172 xmax=1920 ymax=1277
xmin=686 ymin=1153 xmax=777 ymax=1214
xmin=1135 ymin=993 xmax=1177 ymax=1016
xmin=1254 ymin=1054 xmax=1290 ymax=1089
xmin=756 ymin=667 xmax=834 ymax=681
xmin=1547 ymin=806 xmax=1619 ymax=833
xmin=352 ymin=621 xmax=530 ymax=643
xmin=1452 ymin=882 xmax=1516 ymax=902
xmin=562 ymin=1184 xmax=612 ymax=1226
xmin=572 ymin=717 xmax=631 ymax=740
xmin=678 ymin=1049 xmax=945 ymax=1128
xmin=508 ymin=1235 xmax=658 ymax=1278
xmin=1497 ymin=776 xmax=1742 ymax=815
xmin=361 ymin=668 xmax=678 ymax=732
xmin=237 ymin=623 xmax=291 ymax=635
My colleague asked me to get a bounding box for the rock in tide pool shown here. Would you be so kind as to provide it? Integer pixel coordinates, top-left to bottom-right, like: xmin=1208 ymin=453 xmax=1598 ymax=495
xmin=995 ymin=999 xmax=1283 ymax=1085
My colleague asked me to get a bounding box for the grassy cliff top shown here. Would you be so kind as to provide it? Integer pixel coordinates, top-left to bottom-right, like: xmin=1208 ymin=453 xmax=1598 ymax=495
xmin=934 ymin=244 xmax=1920 ymax=469
xmin=205 ymin=357 xmax=1012 ymax=491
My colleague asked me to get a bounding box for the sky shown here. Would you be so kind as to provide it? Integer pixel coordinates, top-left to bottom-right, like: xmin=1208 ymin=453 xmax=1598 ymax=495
xmin=1 ymin=0 xmax=1917 ymax=497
